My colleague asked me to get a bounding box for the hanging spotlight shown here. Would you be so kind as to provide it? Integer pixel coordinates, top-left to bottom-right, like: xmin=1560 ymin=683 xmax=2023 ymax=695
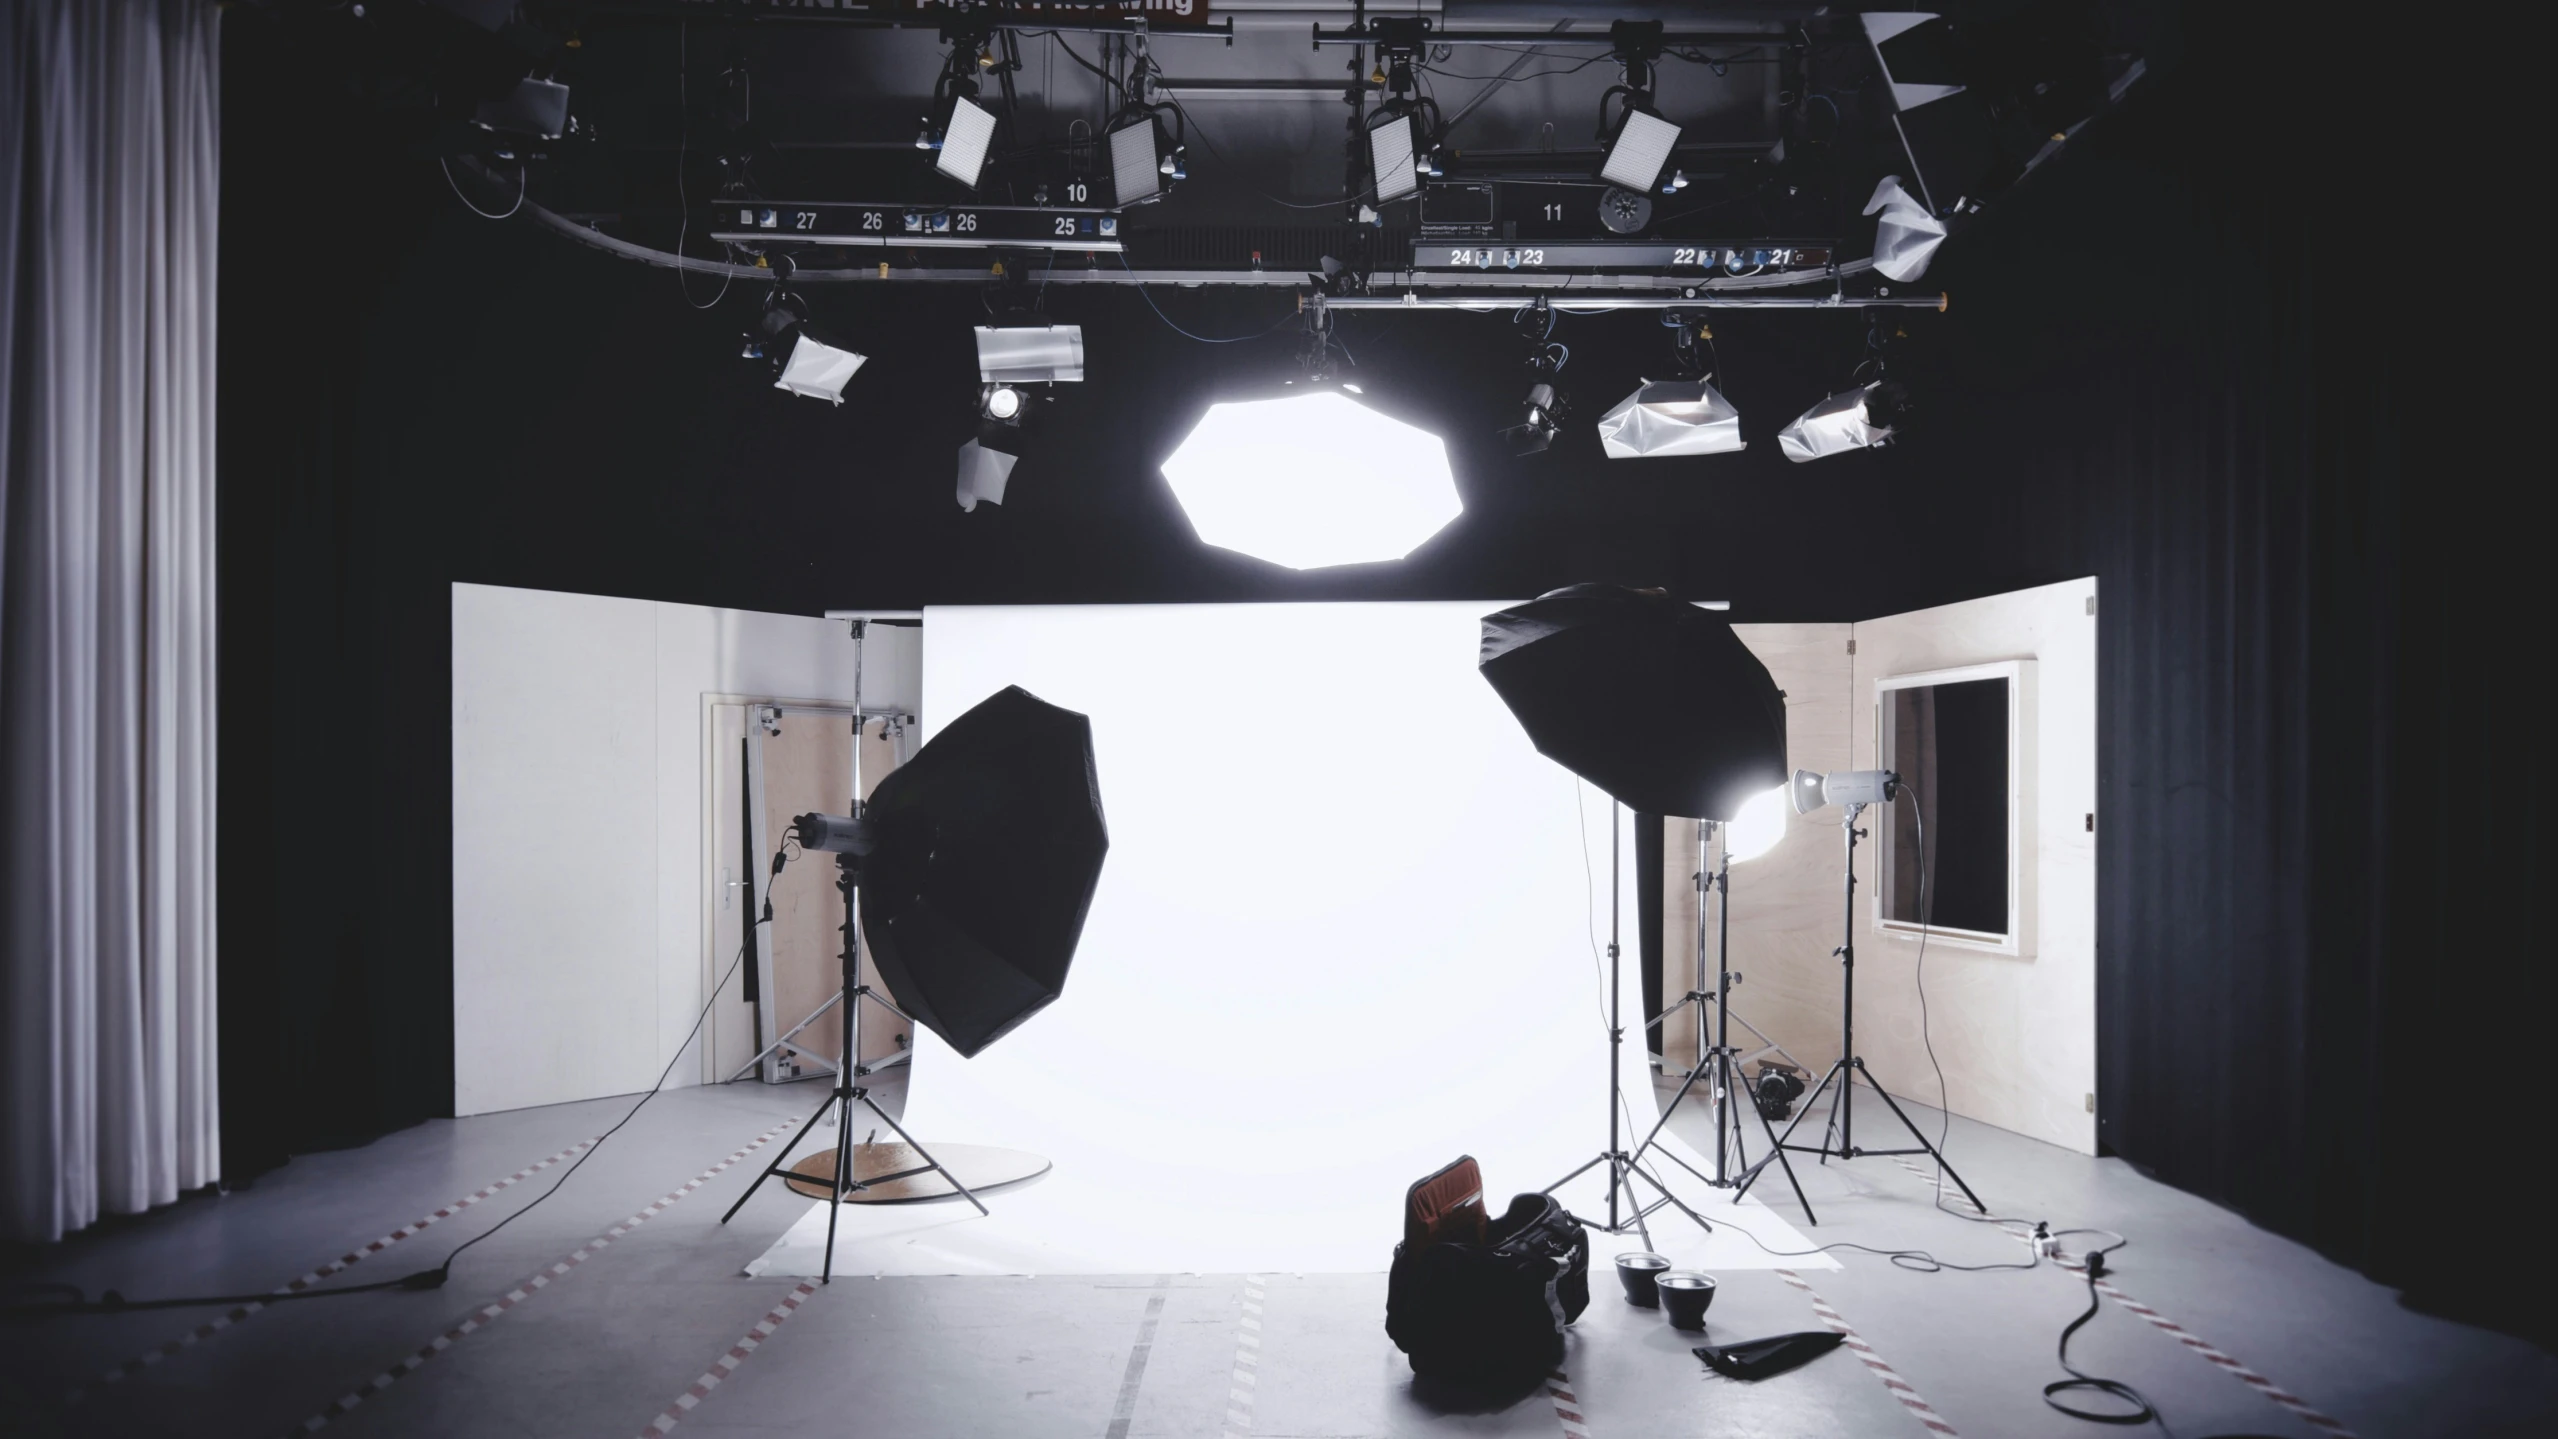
xmin=1597 ymin=379 xmax=1743 ymax=459
xmin=1601 ymin=108 xmax=1682 ymax=194
xmin=1864 ymin=175 xmax=1947 ymax=282
xmin=936 ymin=94 xmax=998 ymax=187
xmin=740 ymin=281 xmax=866 ymax=406
xmin=1778 ymin=382 xmax=1906 ymax=462
xmin=1507 ymin=381 xmax=1564 ymax=455
xmin=1109 ymin=114 xmax=1164 ymax=205
xmin=979 ymin=383 xmax=1025 ymax=422
xmin=1497 ymin=300 xmax=1570 ymax=456
xmin=975 ymin=324 xmax=1084 ymax=384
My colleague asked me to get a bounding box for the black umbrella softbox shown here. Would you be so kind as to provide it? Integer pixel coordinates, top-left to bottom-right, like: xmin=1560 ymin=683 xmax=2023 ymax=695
xmin=858 ymin=685 xmax=1109 ymax=1058
xmin=1479 ymin=585 xmax=1787 ymax=821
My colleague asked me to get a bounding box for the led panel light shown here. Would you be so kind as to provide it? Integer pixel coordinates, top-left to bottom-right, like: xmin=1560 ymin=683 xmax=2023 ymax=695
xmin=1159 ymin=390 xmax=1460 ymax=569
xmin=1601 ymin=108 xmax=1682 ymax=193
xmin=974 ymin=325 xmax=1085 ymax=383
xmin=1596 ymin=378 xmax=1744 ymax=458
xmin=936 ymin=95 xmax=998 ymax=188
xmin=1369 ymin=114 xmax=1420 ymax=202
xmin=1109 ymin=117 xmax=1161 ymax=206
xmin=772 ymin=333 xmax=866 ymax=405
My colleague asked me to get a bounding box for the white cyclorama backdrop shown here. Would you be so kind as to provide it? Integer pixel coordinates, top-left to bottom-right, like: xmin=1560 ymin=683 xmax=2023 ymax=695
xmin=750 ymin=602 xmax=1826 ymax=1276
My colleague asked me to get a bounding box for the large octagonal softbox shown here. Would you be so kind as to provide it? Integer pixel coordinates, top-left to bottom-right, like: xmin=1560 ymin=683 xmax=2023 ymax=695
xmin=858 ymin=685 xmax=1109 ymax=1058
xmin=1479 ymin=585 xmax=1786 ymax=820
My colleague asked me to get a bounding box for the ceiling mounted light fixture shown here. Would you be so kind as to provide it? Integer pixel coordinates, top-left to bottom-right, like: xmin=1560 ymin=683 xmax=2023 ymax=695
xmin=936 ymin=93 xmax=999 ymax=188
xmin=1601 ymin=108 xmax=1682 ymax=194
xmin=741 ymin=280 xmax=866 ymax=405
xmin=1109 ymin=114 xmax=1163 ymax=205
xmin=1369 ymin=113 xmax=1421 ymax=201
xmin=1779 ymin=382 xmax=1903 ymax=462
xmin=1597 ymin=378 xmax=1745 ymax=459
xmin=975 ymin=324 xmax=1084 ymax=384
xmin=1159 ymin=389 xmax=1460 ymax=570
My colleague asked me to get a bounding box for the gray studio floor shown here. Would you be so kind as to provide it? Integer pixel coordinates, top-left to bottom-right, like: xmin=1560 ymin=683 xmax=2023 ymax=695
xmin=7 ymin=1070 xmax=2553 ymax=1439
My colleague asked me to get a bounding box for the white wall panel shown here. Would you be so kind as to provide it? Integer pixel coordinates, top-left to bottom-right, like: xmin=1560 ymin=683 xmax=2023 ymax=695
xmin=452 ymin=584 xmax=890 ymax=1116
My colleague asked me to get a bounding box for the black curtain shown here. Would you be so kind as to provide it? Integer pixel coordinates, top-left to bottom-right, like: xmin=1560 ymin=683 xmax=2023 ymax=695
xmin=1636 ymin=814 xmax=1664 ymax=1059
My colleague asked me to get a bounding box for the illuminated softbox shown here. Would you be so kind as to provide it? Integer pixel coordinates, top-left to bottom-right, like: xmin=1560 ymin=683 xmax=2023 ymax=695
xmin=1159 ymin=390 xmax=1461 ymax=569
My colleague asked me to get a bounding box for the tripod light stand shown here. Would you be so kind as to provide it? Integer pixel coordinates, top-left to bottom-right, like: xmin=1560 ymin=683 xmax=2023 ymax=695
xmin=1734 ymin=769 xmax=1984 ymax=1217
xmin=1631 ymin=808 xmax=1812 ymax=1217
xmin=719 ymin=621 xmax=1111 ymax=1283
xmin=1478 ymin=584 xmax=1790 ymax=1247
xmin=1537 ymin=801 xmax=1719 ymax=1247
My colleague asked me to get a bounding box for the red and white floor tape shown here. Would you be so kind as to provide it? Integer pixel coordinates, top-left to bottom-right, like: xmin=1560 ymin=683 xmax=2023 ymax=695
xmin=1887 ymin=1153 xmax=2359 ymax=1438
xmin=1545 ymin=1367 xmax=1591 ymax=1439
xmin=1221 ymin=1274 xmax=1266 ymax=1439
xmin=63 ymin=1135 xmax=597 ymax=1407
xmin=1775 ymin=1267 xmax=1963 ymax=1436
xmin=637 ymin=1280 xmax=820 ymax=1437
xmin=288 ymin=1118 xmax=795 ymax=1435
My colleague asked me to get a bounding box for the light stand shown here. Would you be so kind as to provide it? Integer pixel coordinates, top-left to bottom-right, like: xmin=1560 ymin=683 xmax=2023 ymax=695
xmin=1540 ymin=802 xmax=1718 ymax=1247
xmin=1735 ymin=802 xmax=1984 ymax=1218
xmin=1631 ymin=820 xmax=1812 ymax=1216
xmin=718 ymin=618 xmax=990 ymax=1283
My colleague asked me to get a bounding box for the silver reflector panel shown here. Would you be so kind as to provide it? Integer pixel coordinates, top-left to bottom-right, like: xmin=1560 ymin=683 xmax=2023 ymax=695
xmin=1778 ymin=383 xmax=1892 ymax=462
xmin=1596 ymin=377 xmax=1745 ymax=459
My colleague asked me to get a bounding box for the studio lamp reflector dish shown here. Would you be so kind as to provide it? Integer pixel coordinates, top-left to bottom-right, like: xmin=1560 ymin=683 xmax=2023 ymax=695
xmin=1601 ymin=108 xmax=1682 ymax=193
xmin=1479 ymin=584 xmax=1787 ymax=821
xmin=1110 ymin=116 xmax=1161 ymax=205
xmin=1864 ymin=174 xmax=1947 ymax=282
xmin=1778 ymin=383 xmax=1894 ymax=462
xmin=1370 ymin=113 xmax=1421 ymax=201
xmin=1596 ymin=378 xmax=1745 ymax=459
xmin=773 ymin=333 xmax=867 ymax=405
xmin=1160 ymin=389 xmax=1461 ymax=570
xmin=851 ymin=685 xmax=1109 ymax=1059
xmin=936 ymin=94 xmax=999 ymax=188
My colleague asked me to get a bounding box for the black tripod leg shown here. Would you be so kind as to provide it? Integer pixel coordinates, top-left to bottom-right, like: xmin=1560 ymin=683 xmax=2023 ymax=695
xmin=1741 ymin=1059 xmax=1848 ymax=1200
xmin=721 ymin=1086 xmax=841 ymax=1225
xmin=1630 ymin=1050 xmax=1716 ymax=1173
xmin=1539 ymin=1153 xmax=1608 ymax=1198
xmin=1743 ymin=1065 xmax=1818 ymax=1224
xmin=1624 ymin=1158 xmax=1713 ymax=1237
xmin=1856 ymin=1062 xmax=1986 ymax=1214
xmin=820 ymin=1092 xmax=854 ymax=1283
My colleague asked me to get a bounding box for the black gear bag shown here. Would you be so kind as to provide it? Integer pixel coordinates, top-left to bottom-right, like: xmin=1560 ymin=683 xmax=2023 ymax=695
xmin=1385 ymin=1156 xmax=1592 ymax=1385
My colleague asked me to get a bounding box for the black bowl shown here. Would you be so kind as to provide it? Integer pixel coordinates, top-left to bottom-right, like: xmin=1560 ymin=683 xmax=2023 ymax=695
xmin=1615 ymin=1251 xmax=1672 ymax=1307
xmin=1658 ymin=1270 xmax=1717 ymax=1330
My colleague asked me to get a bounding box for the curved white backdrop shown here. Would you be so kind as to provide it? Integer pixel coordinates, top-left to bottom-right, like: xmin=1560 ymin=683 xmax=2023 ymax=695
xmin=749 ymin=602 xmax=1825 ymax=1275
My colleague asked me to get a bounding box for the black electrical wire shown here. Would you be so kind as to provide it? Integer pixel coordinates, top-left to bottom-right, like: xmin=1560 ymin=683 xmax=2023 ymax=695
xmin=2046 ymin=1246 xmax=2168 ymax=1431
xmin=1115 ymin=253 xmax=1301 ymax=344
xmin=6 ymin=844 xmax=801 ymax=1319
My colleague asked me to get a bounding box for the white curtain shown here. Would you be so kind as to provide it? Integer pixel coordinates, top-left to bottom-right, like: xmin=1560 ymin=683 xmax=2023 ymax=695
xmin=1 ymin=0 xmax=219 ymax=1243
